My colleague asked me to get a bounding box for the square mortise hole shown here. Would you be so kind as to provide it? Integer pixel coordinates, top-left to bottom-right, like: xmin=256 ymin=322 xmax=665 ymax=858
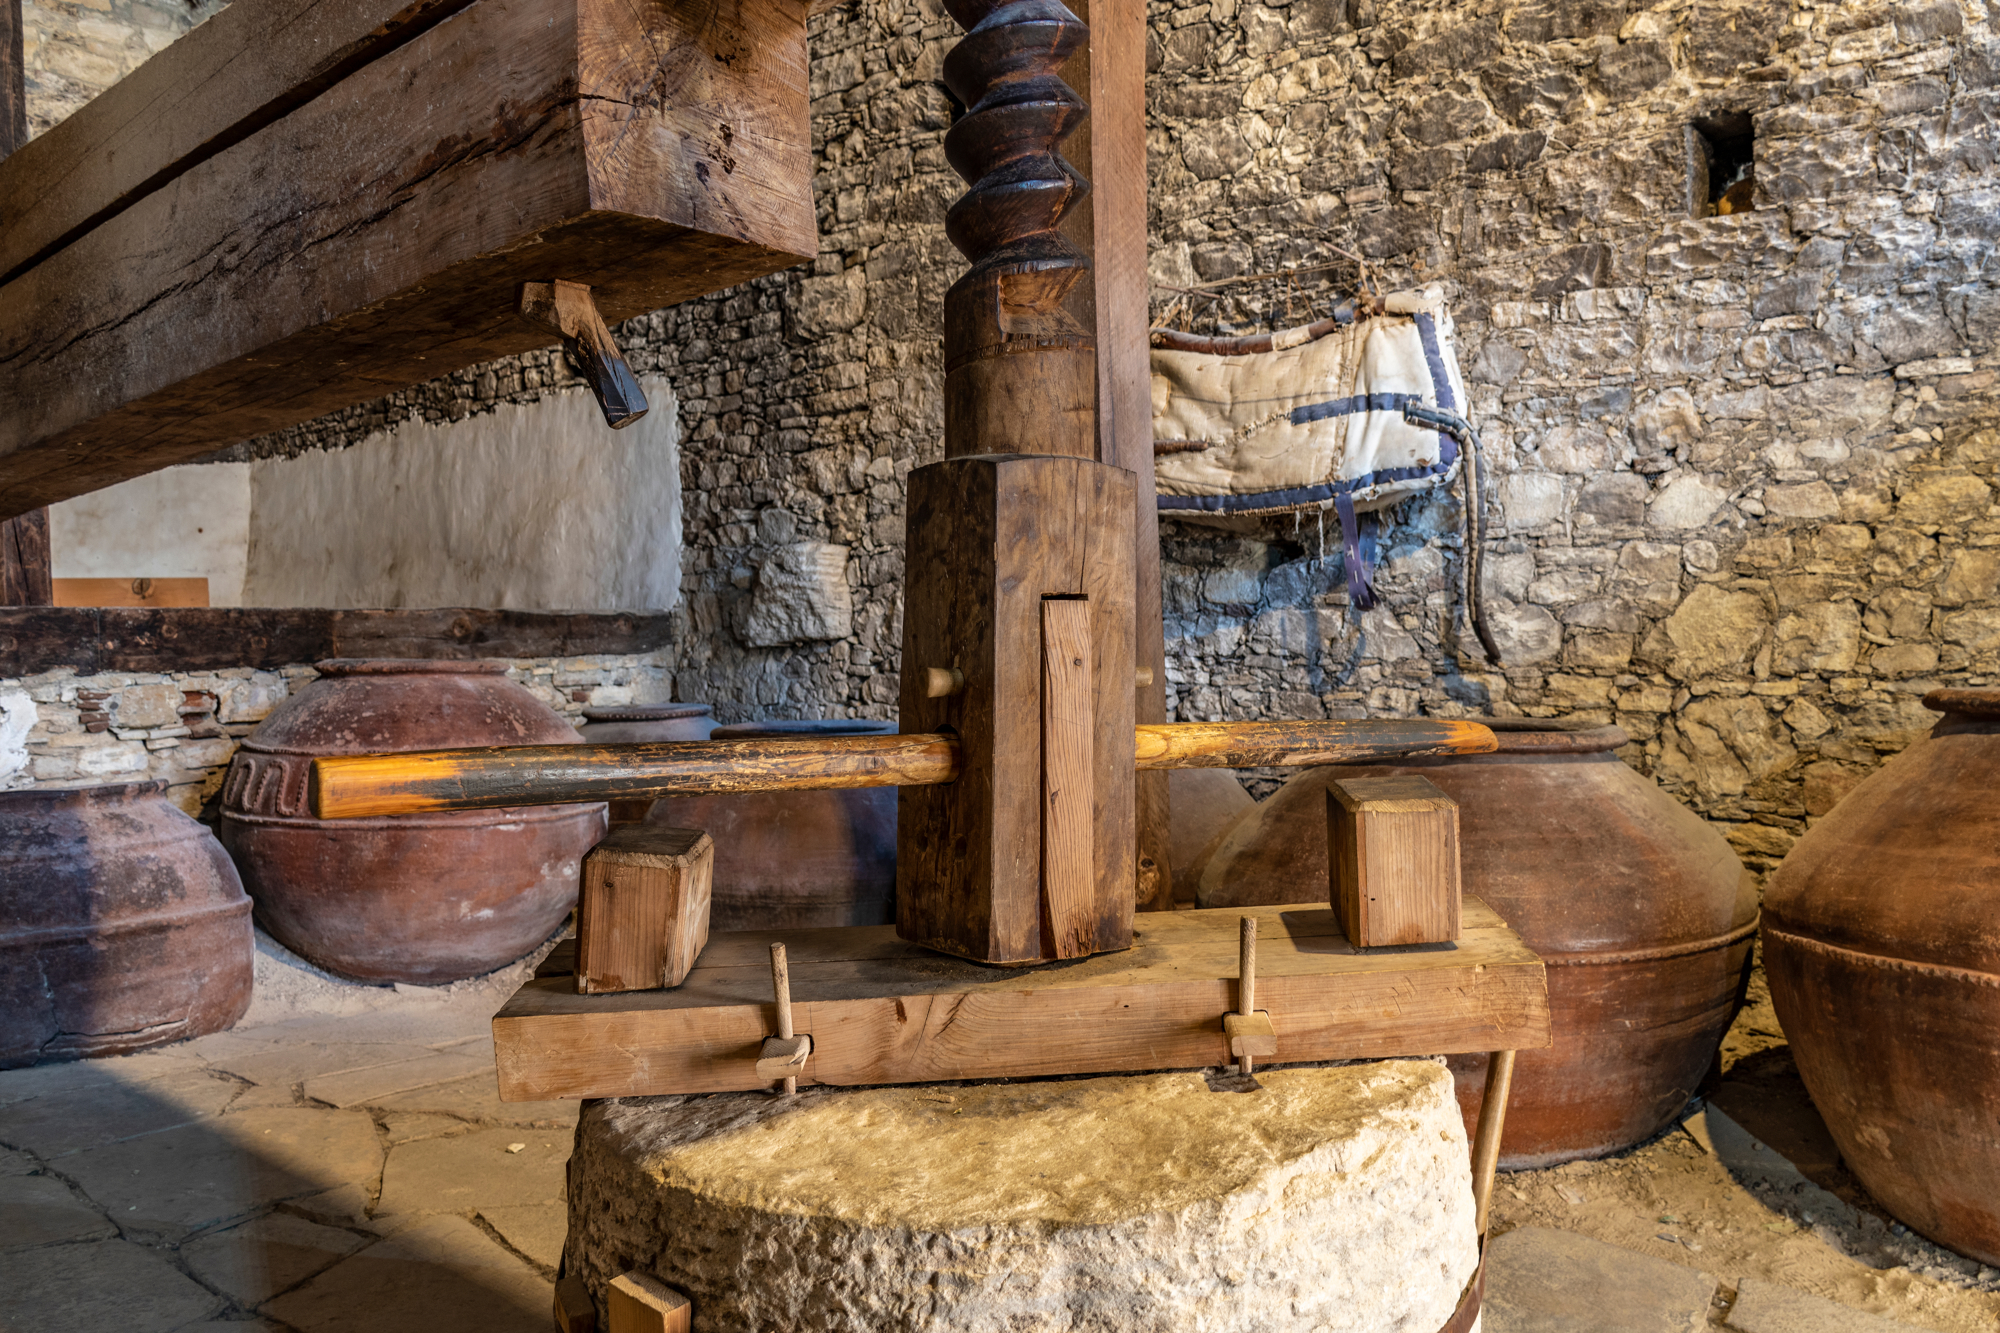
xmin=1689 ymin=111 xmax=1755 ymax=218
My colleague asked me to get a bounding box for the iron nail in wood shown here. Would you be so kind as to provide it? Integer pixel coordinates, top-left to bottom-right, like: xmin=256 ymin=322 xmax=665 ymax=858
xmin=1223 ymin=915 xmax=1277 ymax=1077
xmin=757 ymin=941 xmax=810 ymax=1095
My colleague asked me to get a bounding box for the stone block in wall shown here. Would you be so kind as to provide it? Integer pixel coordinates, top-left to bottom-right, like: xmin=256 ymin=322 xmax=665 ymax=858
xmin=0 ymin=694 xmax=34 ymax=786
xmin=1663 ymin=585 xmax=1769 ymax=682
xmin=743 ymin=542 xmax=854 ymax=647
xmin=218 ymin=676 xmax=288 ymax=725
xmin=109 ymin=683 xmax=183 ymax=730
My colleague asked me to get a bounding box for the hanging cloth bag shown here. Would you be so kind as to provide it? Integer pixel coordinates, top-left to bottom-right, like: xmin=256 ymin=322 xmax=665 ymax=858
xmin=1150 ymin=283 xmax=1498 ymax=661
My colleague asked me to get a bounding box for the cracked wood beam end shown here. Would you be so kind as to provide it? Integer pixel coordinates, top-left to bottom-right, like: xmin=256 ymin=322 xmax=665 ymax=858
xmin=520 ymin=280 xmax=647 ymax=429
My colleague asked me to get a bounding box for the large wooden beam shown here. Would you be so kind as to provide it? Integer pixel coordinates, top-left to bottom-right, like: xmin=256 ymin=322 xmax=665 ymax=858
xmin=0 ymin=0 xmax=817 ymax=519
xmin=0 ymin=0 xmax=48 ymax=607
xmin=491 ymin=900 xmax=1552 ymax=1099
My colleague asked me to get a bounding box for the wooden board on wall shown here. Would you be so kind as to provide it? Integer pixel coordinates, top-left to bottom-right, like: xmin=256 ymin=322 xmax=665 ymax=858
xmin=492 ymin=898 xmax=1552 ymax=1100
xmin=0 ymin=0 xmax=818 ymax=520
xmin=53 ymin=577 xmax=210 ymax=608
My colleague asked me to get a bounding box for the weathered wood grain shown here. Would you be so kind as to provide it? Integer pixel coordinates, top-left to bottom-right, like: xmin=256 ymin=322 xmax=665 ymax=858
xmin=490 ymin=898 xmax=1552 ymax=1100
xmin=575 ymin=826 xmax=714 ymax=994
xmin=1134 ymin=719 xmax=1498 ymax=769
xmin=1329 ymin=775 xmax=1462 ymax=948
xmin=0 ymin=507 xmax=50 ymax=606
xmin=1041 ymin=597 xmax=1095 ymax=958
xmin=0 ymin=0 xmax=815 ymax=517
xmin=1 ymin=0 xmax=22 ymax=159
xmin=896 ymin=454 xmax=1135 ymax=965
xmin=0 ymin=606 xmax=673 ymax=675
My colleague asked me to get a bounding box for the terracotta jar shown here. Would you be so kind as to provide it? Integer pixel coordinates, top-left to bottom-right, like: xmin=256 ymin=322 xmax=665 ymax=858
xmin=1194 ymin=718 xmax=1755 ymax=1167
xmin=647 ymin=718 xmax=897 ymax=930
xmin=1 ymin=781 xmax=252 ymax=1068
xmin=219 ymin=660 xmax=605 ymax=984
xmin=578 ymin=704 xmax=716 ymax=826
xmin=1765 ymin=688 xmax=2000 ymax=1265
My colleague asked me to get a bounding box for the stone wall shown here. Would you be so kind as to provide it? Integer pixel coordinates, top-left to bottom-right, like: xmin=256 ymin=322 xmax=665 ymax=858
xmin=0 ymin=655 xmax=674 ymax=811
xmin=19 ymin=0 xmax=221 ymax=136
xmin=23 ymin=0 xmax=2000 ymax=873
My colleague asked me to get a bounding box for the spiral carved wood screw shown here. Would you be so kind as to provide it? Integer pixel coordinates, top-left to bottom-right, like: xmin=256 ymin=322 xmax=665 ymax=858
xmin=939 ymin=0 xmax=1098 ymax=460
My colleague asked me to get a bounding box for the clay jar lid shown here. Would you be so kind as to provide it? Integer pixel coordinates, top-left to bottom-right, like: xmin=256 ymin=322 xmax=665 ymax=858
xmin=1460 ymin=717 xmax=1630 ymax=755
xmin=582 ymin=703 xmax=714 ymax=723
xmin=242 ymin=658 xmax=582 ymax=756
xmin=712 ymin=719 xmax=896 ymax=739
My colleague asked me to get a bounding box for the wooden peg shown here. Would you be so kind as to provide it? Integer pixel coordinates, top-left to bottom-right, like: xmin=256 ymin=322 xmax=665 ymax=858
xmin=759 ymin=942 xmax=810 ymax=1093
xmin=606 ymin=1272 xmax=689 ymax=1333
xmin=518 ymin=280 xmax=649 ymax=429
xmin=924 ymin=667 xmax=965 ymax=698
xmin=554 ymin=1275 xmax=596 ymax=1333
xmin=1223 ymin=915 xmax=1277 ymax=1076
xmin=1134 ymin=666 xmax=1154 ymax=688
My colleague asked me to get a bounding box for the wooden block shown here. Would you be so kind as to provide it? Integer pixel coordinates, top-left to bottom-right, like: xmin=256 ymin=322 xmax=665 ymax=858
xmin=0 ymin=0 xmax=815 ymax=516
xmin=1223 ymin=1010 xmax=1277 ymax=1059
xmin=755 ymin=1033 xmax=811 ymax=1077
xmin=606 ymin=1273 xmax=690 ymax=1333
xmin=1041 ymin=597 xmax=1095 ymax=959
xmin=575 ymin=827 xmax=714 ymax=994
xmin=1327 ymin=775 xmax=1462 ymax=948
xmin=897 ymin=454 xmax=1136 ymax=965
xmin=554 ymin=1275 xmax=597 ymax=1333
xmin=52 ymin=577 xmax=209 ymax=608
xmin=492 ymin=899 xmax=1551 ymax=1100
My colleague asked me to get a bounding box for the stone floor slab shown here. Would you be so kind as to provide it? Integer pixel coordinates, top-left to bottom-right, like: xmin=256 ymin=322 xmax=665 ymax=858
xmin=181 ymin=1211 xmax=371 ymax=1306
xmin=261 ymin=1214 xmax=551 ymax=1333
xmin=479 ymin=1204 xmax=566 ymax=1270
xmin=1485 ymin=1227 xmax=1718 ymax=1333
xmin=383 ymin=1113 xmax=469 ymax=1145
xmin=1726 ymin=1278 xmax=1917 ymax=1332
xmin=204 ymin=1042 xmax=438 ymax=1091
xmin=0 ymin=1048 xmax=208 ymax=1107
xmin=0 ymin=1172 xmax=116 ymax=1249
xmin=0 ymin=1145 xmax=40 ymax=1174
xmin=0 ymin=1239 xmax=225 ymax=1333
xmin=303 ymin=1047 xmax=496 ymax=1109
xmin=0 ymin=1066 xmax=243 ymax=1158
xmin=366 ymin=1072 xmax=580 ymax=1126
xmin=376 ymin=1127 xmax=568 ymax=1218
xmin=62 ymin=1107 xmax=383 ymax=1241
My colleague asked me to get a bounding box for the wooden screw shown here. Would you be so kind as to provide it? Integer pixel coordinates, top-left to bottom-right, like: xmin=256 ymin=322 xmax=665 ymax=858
xmin=924 ymin=666 xmax=965 ymax=698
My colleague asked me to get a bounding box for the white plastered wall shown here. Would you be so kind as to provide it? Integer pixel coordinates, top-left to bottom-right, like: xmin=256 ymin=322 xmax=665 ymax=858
xmin=49 ymin=377 xmax=682 ymax=611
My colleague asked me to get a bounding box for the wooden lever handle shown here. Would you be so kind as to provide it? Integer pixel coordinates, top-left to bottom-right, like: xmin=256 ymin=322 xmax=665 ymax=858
xmin=519 ymin=280 xmax=648 ymax=429
xmin=309 ymin=720 xmax=1497 ymax=818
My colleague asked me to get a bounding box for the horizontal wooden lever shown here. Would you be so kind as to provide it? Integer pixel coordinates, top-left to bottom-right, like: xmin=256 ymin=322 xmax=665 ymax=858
xmin=309 ymin=720 xmax=1496 ymax=818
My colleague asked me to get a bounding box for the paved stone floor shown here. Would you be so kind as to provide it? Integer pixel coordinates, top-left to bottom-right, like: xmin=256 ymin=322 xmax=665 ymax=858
xmin=4 ymin=933 xmax=1998 ymax=1332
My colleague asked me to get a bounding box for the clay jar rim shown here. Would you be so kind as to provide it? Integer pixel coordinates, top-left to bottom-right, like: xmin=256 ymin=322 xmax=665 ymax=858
xmin=712 ymin=719 xmax=897 ymax=739
xmin=1458 ymin=717 xmax=1631 ymax=755
xmin=1922 ymin=687 xmax=2000 ymax=718
xmin=315 ymin=658 xmax=511 ymax=676
xmin=583 ymin=703 xmax=714 ymax=722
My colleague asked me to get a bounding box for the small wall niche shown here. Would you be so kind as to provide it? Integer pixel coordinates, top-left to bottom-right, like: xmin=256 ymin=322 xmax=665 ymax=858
xmin=1688 ymin=111 xmax=1755 ymax=218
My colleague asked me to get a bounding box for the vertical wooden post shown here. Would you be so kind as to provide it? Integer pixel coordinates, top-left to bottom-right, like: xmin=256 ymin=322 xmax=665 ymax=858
xmin=898 ymin=0 xmax=1138 ymax=964
xmin=0 ymin=0 xmax=51 ymax=609
xmin=1470 ymin=1049 xmax=1517 ymax=1236
xmin=1059 ymin=0 xmax=1173 ymax=912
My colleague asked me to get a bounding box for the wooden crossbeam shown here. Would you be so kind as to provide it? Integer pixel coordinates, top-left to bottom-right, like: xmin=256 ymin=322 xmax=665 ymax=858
xmin=490 ymin=899 xmax=1551 ymax=1100
xmin=0 ymin=0 xmax=817 ymax=517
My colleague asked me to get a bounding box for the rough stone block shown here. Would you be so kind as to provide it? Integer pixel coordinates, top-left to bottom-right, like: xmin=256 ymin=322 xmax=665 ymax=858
xmin=567 ymin=1061 xmax=1477 ymax=1333
xmin=743 ymin=541 xmax=853 ymax=646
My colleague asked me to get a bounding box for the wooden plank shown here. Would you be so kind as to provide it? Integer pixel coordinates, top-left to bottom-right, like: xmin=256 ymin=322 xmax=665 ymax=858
xmin=491 ymin=898 xmax=1552 ymax=1100
xmin=0 ymin=0 xmax=21 ymax=158
xmin=52 ymin=577 xmax=210 ymax=608
xmin=575 ymin=826 xmax=713 ymax=993
xmin=1329 ymin=775 xmax=1462 ymax=948
xmin=0 ymin=606 xmax=674 ymax=675
xmin=0 ymin=507 xmax=50 ymax=606
xmin=606 ymin=1274 xmax=690 ymax=1333
xmin=1040 ymin=597 xmax=1095 ymax=958
xmin=554 ymin=1275 xmax=597 ymax=1333
xmin=0 ymin=0 xmax=816 ymax=518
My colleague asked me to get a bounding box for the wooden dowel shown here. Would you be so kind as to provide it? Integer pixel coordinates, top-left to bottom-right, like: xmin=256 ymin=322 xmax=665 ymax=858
xmin=309 ymin=721 xmax=1498 ymax=819
xmin=770 ymin=942 xmax=796 ymax=1096
xmin=1470 ymin=1049 xmax=1517 ymax=1237
xmin=1239 ymin=916 xmax=1257 ymax=1077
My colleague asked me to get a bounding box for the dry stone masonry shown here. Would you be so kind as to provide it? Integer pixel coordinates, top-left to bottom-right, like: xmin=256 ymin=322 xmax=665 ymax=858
xmin=21 ymin=0 xmax=2000 ymax=873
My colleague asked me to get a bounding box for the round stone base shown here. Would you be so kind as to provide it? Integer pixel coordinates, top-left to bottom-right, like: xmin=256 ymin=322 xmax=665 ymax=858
xmin=565 ymin=1059 xmax=1478 ymax=1332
